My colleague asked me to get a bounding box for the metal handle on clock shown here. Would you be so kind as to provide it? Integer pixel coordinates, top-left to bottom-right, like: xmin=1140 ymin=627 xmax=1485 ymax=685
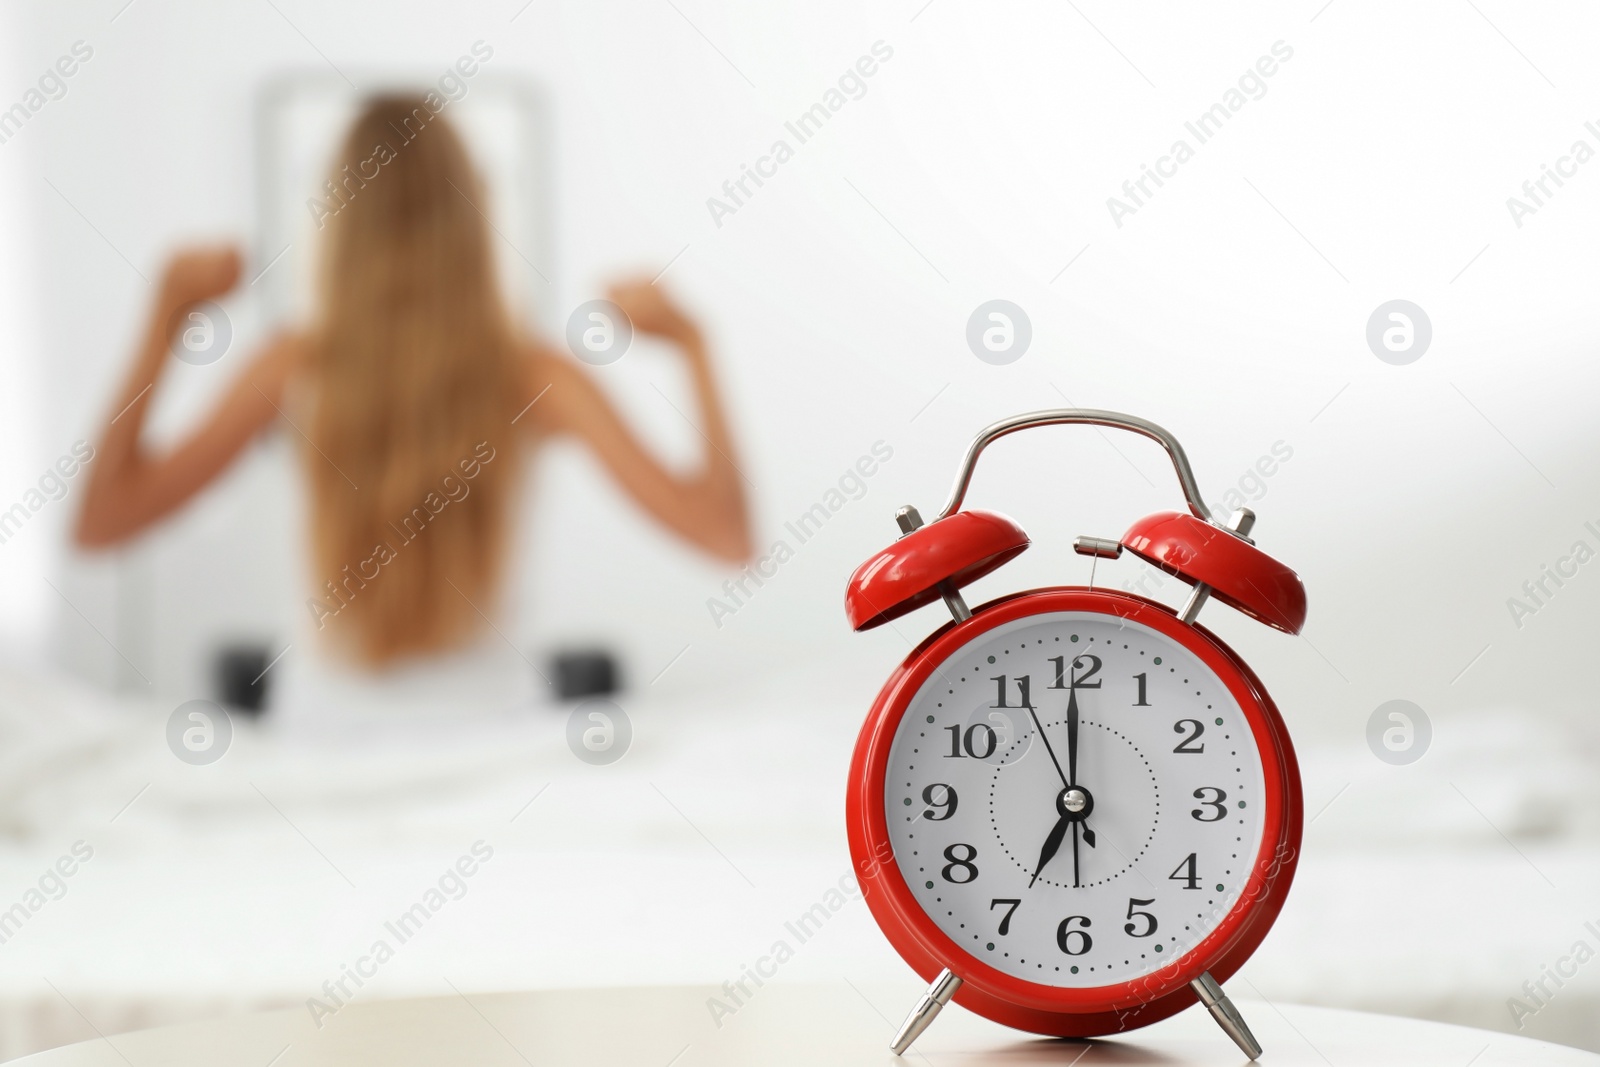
xmin=936 ymin=409 xmax=1216 ymax=525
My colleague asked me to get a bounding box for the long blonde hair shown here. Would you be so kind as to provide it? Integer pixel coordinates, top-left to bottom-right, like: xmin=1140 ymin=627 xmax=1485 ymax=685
xmin=304 ymin=95 xmax=524 ymax=664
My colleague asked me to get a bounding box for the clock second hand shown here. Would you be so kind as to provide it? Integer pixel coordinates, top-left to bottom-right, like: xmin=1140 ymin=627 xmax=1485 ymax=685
xmin=1024 ymin=690 xmax=1066 ymax=788
xmin=1023 ymin=685 xmax=1095 ymax=890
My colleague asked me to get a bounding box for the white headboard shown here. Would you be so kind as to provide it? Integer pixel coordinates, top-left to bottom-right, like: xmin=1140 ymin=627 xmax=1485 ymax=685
xmin=254 ymin=70 xmax=555 ymax=330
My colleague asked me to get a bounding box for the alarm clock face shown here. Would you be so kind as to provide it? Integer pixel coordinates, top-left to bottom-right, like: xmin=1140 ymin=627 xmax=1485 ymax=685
xmin=883 ymin=610 xmax=1267 ymax=989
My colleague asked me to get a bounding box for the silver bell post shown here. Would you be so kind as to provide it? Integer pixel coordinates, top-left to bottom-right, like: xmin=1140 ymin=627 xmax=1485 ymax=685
xmin=895 ymin=506 xmax=971 ymax=623
xmin=1177 ymin=507 xmax=1256 ymax=625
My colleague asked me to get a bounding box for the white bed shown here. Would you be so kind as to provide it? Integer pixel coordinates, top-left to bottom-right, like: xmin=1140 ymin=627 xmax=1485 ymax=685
xmin=0 ymin=662 xmax=1595 ymax=1060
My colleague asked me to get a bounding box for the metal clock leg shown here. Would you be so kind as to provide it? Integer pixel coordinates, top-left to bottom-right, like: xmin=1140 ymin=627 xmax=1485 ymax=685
xmin=1190 ymin=971 xmax=1262 ymax=1060
xmin=889 ymin=969 xmax=963 ymax=1055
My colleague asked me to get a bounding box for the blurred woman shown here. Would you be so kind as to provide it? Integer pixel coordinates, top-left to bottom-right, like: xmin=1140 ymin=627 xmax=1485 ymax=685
xmin=75 ymin=95 xmax=751 ymax=715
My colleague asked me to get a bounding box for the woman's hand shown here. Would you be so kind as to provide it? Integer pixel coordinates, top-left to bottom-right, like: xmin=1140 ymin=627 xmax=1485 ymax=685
xmin=74 ymin=241 xmax=290 ymax=549
xmin=159 ymin=244 xmax=242 ymax=310
xmin=605 ymin=277 xmax=698 ymax=344
xmin=535 ymin=275 xmax=752 ymax=563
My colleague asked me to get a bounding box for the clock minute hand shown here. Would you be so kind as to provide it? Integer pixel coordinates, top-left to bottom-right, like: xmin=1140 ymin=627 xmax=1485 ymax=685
xmin=1066 ymin=685 xmax=1096 ymax=850
xmin=1066 ymin=683 xmax=1079 ymax=786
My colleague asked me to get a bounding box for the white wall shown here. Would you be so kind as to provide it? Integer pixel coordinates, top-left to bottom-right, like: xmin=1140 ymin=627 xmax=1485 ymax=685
xmin=2 ymin=0 xmax=1599 ymax=739
xmin=0 ymin=24 xmax=50 ymax=663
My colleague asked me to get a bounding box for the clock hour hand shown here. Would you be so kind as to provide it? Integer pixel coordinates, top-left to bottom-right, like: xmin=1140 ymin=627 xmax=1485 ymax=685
xmin=1032 ymin=784 xmax=1097 ymax=888
xmin=1026 ymin=688 xmax=1094 ymax=884
xmin=1029 ymin=811 xmax=1071 ymax=888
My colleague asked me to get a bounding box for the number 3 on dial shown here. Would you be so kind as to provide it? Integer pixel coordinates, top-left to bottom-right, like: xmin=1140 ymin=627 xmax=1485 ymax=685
xmin=1191 ymin=787 xmax=1228 ymax=821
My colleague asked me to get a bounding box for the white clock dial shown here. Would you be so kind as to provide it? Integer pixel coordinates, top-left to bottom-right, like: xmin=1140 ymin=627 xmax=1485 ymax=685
xmin=884 ymin=611 xmax=1267 ymax=988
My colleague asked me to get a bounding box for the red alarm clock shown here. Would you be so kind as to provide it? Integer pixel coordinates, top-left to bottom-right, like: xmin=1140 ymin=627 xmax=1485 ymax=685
xmin=844 ymin=410 xmax=1305 ymax=1059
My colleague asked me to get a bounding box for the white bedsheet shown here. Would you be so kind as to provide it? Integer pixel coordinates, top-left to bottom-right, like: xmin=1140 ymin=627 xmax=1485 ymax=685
xmin=0 ymin=663 xmax=1596 ymax=1060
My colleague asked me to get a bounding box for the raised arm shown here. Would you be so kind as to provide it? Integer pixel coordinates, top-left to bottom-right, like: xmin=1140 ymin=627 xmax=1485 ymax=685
xmin=74 ymin=246 xmax=300 ymax=549
xmin=530 ymin=279 xmax=753 ymax=563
